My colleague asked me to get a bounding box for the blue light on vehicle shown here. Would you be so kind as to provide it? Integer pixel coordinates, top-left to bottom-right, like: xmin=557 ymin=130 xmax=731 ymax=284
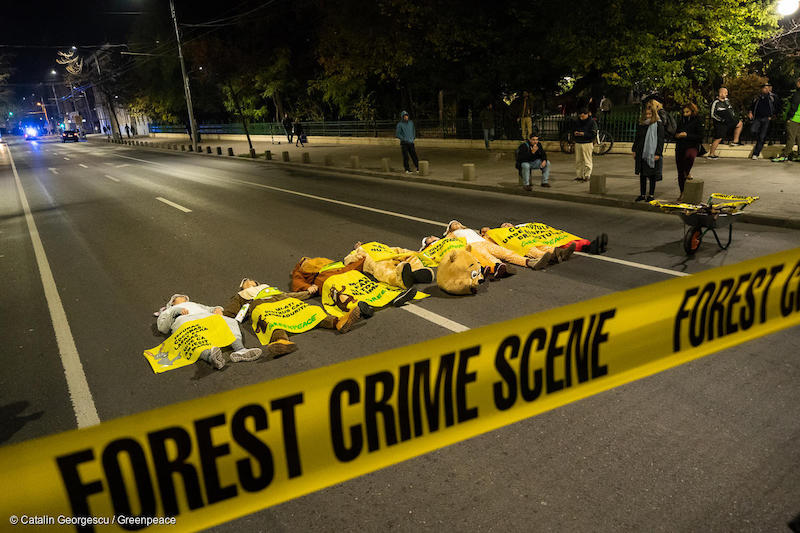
xmin=25 ymin=127 xmax=37 ymax=136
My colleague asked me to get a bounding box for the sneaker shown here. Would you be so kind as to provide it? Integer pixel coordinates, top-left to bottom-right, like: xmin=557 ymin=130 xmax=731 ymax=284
xmin=556 ymin=241 xmax=576 ymax=263
xmin=527 ymin=252 xmax=552 ymax=270
xmin=751 ymin=154 xmax=760 ymax=160
xmin=574 ymin=177 xmax=584 ymax=181
xmin=206 ymin=346 xmax=226 ymax=370
xmin=400 ymin=262 xmax=414 ymax=289
xmin=405 ymin=170 xmax=412 ymax=174
xmin=707 ymin=154 xmax=719 ymax=159
xmin=493 ymin=263 xmax=508 ymax=279
xmin=772 ymin=156 xmax=788 ymax=162
xmin=523 ymin=184 xmax=532 ymax=191
xmin=265 ymin=339 xmax=298 ymax=358
xmin=392 ymin=287 xmax=417 ymax=307
xmin=646 ymin=195 xmax=654 ymax=201
xmin=411 ymin=267 xmax=434 ymax=284
xmin=357 ymin=300 xmax=375 ymax=318
xmin=686 ymin=174 xmax=693 ymax=180
xmin=541 ymin=182 xmax=551 ymax=188
xmin=230 ymin=347 xmax=263 ymax=362
xmin=599 ymin=233 xmax=609 ymax=254
xmin=635 ymin=195 xmax=646 ymax=202
xmin=335 ymin=305 xmax=361 ymax=333
xmin=482 ymin=265 xmax=494 ymax=282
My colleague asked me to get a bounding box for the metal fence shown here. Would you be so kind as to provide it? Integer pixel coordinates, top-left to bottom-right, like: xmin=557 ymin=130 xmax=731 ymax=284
xmin=150 ymin=112 xmax=788 ymax=145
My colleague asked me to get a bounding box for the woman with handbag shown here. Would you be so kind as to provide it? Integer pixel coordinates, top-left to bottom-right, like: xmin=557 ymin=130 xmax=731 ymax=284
xmin=674 ymin=103 xmax=705 ymax=201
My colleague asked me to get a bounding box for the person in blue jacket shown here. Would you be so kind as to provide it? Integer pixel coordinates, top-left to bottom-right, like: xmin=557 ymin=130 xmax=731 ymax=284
xmin=396 ymin=110 xmax=420 ymax=173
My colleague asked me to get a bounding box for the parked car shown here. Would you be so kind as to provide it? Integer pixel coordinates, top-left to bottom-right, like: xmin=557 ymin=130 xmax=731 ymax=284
xmin=61 ymin=130 xmax=79 ymax=143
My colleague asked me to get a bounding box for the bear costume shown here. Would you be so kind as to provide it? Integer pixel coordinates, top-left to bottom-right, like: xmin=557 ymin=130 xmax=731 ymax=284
xmin=436 ymin=248 xmax=485 ymax=295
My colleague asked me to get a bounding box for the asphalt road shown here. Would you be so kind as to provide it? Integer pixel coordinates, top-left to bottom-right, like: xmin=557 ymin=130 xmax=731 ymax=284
xmin=1 ymin=136 xmax=798 ymax=531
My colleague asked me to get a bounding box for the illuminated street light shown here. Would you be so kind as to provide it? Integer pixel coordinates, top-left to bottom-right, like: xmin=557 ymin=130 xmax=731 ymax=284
xmin=777 ymin=0 xmax=799 ymax=16
xmin=50 ymin=69 xmax=57 ymax=75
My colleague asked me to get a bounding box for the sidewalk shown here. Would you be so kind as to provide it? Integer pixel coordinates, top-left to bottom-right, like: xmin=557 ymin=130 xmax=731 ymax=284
xmin=135 ymin=134 xmax=800 ymax=229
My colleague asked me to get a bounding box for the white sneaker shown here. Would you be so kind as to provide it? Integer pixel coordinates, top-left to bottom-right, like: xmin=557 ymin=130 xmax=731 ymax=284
xmin=751 ymin=155 xmax=759 ymax=160
xmin=230 ymin=347 xmax=263 ymax=362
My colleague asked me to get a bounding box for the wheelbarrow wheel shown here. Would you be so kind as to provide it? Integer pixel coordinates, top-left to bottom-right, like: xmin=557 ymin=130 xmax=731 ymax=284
xmin=684 ymin=226 xmax=703 ymax=255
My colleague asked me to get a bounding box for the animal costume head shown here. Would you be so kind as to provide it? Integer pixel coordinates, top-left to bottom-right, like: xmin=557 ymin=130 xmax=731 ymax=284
xmin=436 ymin=247 xmax=483 ymax=295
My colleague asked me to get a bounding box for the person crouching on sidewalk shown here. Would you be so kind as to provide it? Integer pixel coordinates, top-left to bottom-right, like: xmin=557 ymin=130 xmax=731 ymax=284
xmin=633 ymin=100 xmax=665 ymax=202
xmin=516 ymin=132 xmax=551 ymax=190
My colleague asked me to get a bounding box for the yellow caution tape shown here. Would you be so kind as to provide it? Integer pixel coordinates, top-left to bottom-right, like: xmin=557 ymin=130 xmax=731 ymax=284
xmin=3 ymin=248 xmax=800 ymax=531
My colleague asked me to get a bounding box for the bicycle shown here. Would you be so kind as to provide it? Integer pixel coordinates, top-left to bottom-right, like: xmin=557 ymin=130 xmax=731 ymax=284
xmin=559 ymin=119 xmax=614 ymax=155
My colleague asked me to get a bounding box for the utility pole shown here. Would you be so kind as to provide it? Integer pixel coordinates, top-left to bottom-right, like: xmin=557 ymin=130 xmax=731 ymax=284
xmin=94 ymin=54 xmax=122 ymax=139
xmin=170 ymin=0 xmax=199 ymax=152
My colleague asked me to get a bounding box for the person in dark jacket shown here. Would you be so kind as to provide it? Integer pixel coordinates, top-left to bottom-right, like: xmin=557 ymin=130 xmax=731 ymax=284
xmin=480 ymin=103 xmax=495 ymax=150
xmin=515 ymin=132 xmax=551 ymax=190
xmin=396 ymin=110 xmax=419 ymax=173
xmin=293 ymin=118 xmax=305 ymax=147
xmin=632 ymin=100 xmax=665 ymax=202
xmin=674 ymin=103 xmax=704 ymax=199
xmin=708 ymin=87 xmax=742 ymax=158
xmin=748 ymin=83 xmax=781 ymax=159
xmin=282 ymin=113 xmax=293 ymax=143
xmin=573 ymin=109 xmax=597 ymax=182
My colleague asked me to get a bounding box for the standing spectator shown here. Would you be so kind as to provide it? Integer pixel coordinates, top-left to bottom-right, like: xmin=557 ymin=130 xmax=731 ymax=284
xmin=708 ymin=87 xmax=743 ymax=158
xmin=748 ymin=83 xmax=780 ymax=160
xmin=771 ymin=76 xmax=800 ymax=162
xmin=515 ymin=132 xmax=551 ymax=190
xmin=632 ymin=100 xmax=665 ymax=202
xmin=572 ymin=108 xmax=597 ymax=182
xmin=124 ymin=123 xmax=131 ymax=138
xmin=396 ymin=110 xmax=419 ymax=174
xmin=480 ymin=103 xmax=495 ymax=150
xmin=674 ymin=103 xmax=705 ymax=200
xmin=282 ymin=112 xmax=293 ymax=143
xmin=293 ymin=118 xmax=305 ymax=148
xmin=131 ymin=123 xmax=138 ymax=137
xmin=598 ymin=95 xmax=612 ymax=123
xmin=514 ymin=91 xmax=533 ymax=140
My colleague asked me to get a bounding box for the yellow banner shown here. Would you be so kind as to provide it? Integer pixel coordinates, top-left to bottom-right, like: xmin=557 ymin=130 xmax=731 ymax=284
xmin=359 ymin=241 xmax=411 ymax=262
xmin=142 ymin=316 xmax=237 ymax=374
xmin=418 ymin=237 xmax=468 ymax=267
xmin=4 ymin=248 xmax=800 ymax=532
xmin=321 ymin=270 xmax=428 ymax=317
xmin=254 ymin=286 xmax=283 ymax=299
xmin=485 ymin=223 xmax=581 ymax=254
xmin=251 ymin=298 xmax=326 ymax=344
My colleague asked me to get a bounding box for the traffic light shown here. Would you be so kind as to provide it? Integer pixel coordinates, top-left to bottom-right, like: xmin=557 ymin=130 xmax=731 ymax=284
xmin=7 ymin=112 xmax=12 ymax=116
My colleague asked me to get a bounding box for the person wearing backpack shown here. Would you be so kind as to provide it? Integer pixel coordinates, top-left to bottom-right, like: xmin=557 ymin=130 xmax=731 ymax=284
xmin=708 ymin=87 xmax=743 ymax=159
xmin=748 ymin=83 xmax=781 ymax=160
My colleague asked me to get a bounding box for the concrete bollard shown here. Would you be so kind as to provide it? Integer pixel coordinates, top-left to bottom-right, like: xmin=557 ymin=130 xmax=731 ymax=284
xmin=381 ymin=157 xmax=391 ymax=172
xmin=302 ymin=152 xmax=311 ymax=163
xmin=324 ymin=155 xmax=334 ymax=166
xmin=206 ymin=146 xmax=212 ymax=154
xmin=197 ymin=145 xmax=202 ymax=153
xmin=265 ymin=150 xmax=272 ymax=160
xmin=350 ymin=155 xmax=360 ymax=169
xmin=173 ymin=144 xmax=178 ymax=150
xmin=589 ymin=174 xmax=607 ymax=194
xmin=683 ymin=179 xmax=704 ymax=205
xmin=462 ymin=163 xmax=476 ymax=181
xmin=282 ymin=151 xmax=290 ymax=162
xmin=250 ymin=148 xmax=257 ymax=158
xmin=181 ymin=145 xmax=186 ymax=151
xmin=419 ymin=160 xmax=430 ymax=176
xmin=227 ymin=147 xmax=234 ymax=156
xmin=216 ymin=147 xmax=222 ymax=155
xmin=188 ymin=145 xmax=193 ymax=152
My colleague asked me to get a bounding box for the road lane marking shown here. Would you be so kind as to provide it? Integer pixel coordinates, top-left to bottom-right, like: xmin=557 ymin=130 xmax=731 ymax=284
xmin=401 ymin=305 xmax=469 ymax=332
xmin=156 ymin=196 xmax=192 ymax=212
xmin=63 ymin=156 xmax=70 ymax=160
xmin=78 ymin=163 xmax=88 ymax=168
xmin=115 ymin=163 xmax=130 ymax=168
xmin=113 ymin=152 xmax=688 ymax=277
xmin=3 ymin=144 xmax=101 ymax=428
xmin=48 ymin=167 xmax=59 ymax=175
xmin=104 ymin=174 xmax=120 ymax=182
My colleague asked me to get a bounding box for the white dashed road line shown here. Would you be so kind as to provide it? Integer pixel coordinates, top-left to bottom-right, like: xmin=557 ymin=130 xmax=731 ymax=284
xmin=3 ymin=144 xmax=100 ymax=428
xmin=48 ymin=167 xmax=59 ymax=175
xmin=156 ymin=196 xmax=192 ymax=212
xmin=78 ymin=163 xmax=88 ymax=168
xmin=104 ymin=174 xmax=120 ymax=182
xmin=63 ymin=156 xmax=70 ymax=160
xmin=401 ymin=305 xmax=470 ymax=332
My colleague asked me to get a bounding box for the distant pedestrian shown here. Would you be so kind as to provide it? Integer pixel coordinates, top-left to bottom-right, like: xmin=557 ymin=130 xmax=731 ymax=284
xmin=772 ymin=77 xmax=800 ymax=162
xmin=674 ymin=103 xmax=704 ymax=200
xmin=515 ymin=132 xmax=551 ymax=190
xmin=396 ymin=110 xmax=419 ymax=174
xmin=514 ymin=91 xmax=533 ymax=140
xmin=102 ymin=126 xmax=107 ymax=134
xmin=572 ymin=108 xmax=597 ymax=182
xmin=748 ymin=83 xmax=780 ymax=160
xmin=480 ymin=103 xmax=495 ymax=150
xmin=131 ymin=123 xmax=138 ymax=136
xmin=598 ymin=95 xmax=612 ymax=123
xmin=282 ymin=112 xmax=293 ymax=143
xmin=293 ymin=119 xmax=305 ymax=147
xmin=125 ymin=124 xmax=130 ymax=138
xmin=708 ymin=87 xmax=742 ymax=158
xmin=632 ymin=100 xmax=665 ymax=202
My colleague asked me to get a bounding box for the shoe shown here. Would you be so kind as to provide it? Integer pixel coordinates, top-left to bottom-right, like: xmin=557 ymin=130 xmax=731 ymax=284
xmin=335 ymin=305 xmax=361 ymax=333
xmin=772 ymin=156 xmax=788 ymax=162
xmin=357 ymin=300 xmax=375 ymax=318
xmin=635 ymin=195 xmax=646 ymax=202
xmin=646 ymin=195 xmax=654 ymax=201
xmin=493 ymin=263 xmax=508 ymax=279
xmin=735 ymin=141 xmax=744 ymax=146
xmin=392 ymin=287 xmax=417 ymax=307
xmin=206 ymin=346 xmax=226 ymax=370
xmin=415 ymin=168 xmax=420 ymax=174
xmin=574 ymin=177 xmax=583 ymax=181
xmin=230 ymin=347 xmax=263 ymax=362
xmin=527 ymin=252 xmax=552 ymax=270
xmin=411 ymin=267 xmax=434 ymax=284
xmin=556 ymin=241 xmax=576 ymax=263
xmin=686 ymin=174 xmax=693 ymax=180
xmin=523 ymin=184 xmax=532 ymax=191
xmin=405 ymin=170 xmax=412 ymax=174
xmin=400 ymin=262 xmax=414 ymax=289
xmin=541 ymin=182 xmax=551 ymax=188
xmin=265 ymin=339 xmax=298 ymax=358
xmin=599 ymin=233 xmax=608 ymax=254
xmin=482 ymin=265 xmax=494 ymax=282
xmin=707 ymin=154 xmax=719 ymax=159
xmin=751 ymin=155 xmax=759 ymax=160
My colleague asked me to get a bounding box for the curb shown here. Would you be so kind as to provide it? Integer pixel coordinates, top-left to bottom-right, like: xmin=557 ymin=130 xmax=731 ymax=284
xmin=101 ymin=139 xmax=800 ymax=230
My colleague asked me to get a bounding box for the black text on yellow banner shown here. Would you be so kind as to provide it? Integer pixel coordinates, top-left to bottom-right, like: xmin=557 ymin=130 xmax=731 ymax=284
xmin=3 ymin=248 xmax=800 ymax=532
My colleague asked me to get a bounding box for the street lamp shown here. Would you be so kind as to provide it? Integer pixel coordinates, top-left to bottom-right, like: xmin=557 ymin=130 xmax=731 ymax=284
xmin=777 ymin=0 xmax=799 ymax=16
